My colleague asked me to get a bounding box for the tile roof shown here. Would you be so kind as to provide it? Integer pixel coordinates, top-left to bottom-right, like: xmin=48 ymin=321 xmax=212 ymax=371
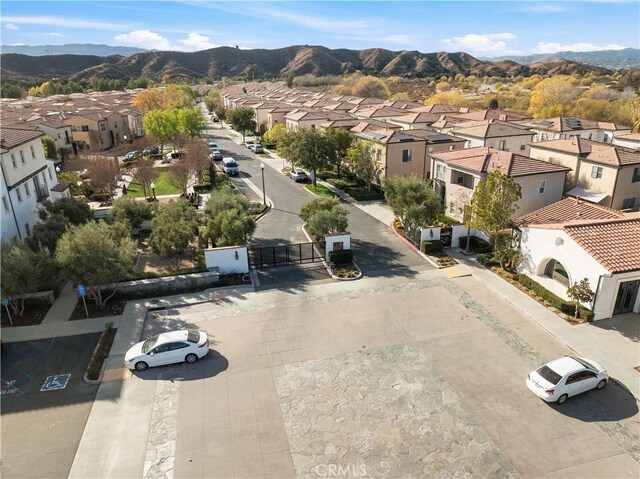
xmin=452 ymin=120 xmax=534 ymax=139
xmin=524 ymin=116 xmax=600 ymax=132
xmin=432 ymin=147 xmax=570 ymax=177
xmin=614 ymin=132 xmax=640 ymax=141
xmin=450 ymin=109 xmax=531 ymax=122
xmin=0 ymin=126 xmax=43 ymax=149
xmin=389 ymin=111 xmax=442 ymax=125
xmin=515 ymin=197 xmax=626 ymax=226
xmin=50 ymin=181 xmax=71 ymax=193
xmin=531 ymin=138 xmax=640 ymax=166
xmin=349 ymin=106 xmax=407 ymax=119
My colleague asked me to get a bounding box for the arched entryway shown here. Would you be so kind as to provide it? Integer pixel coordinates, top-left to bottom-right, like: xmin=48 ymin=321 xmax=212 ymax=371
xmin=543 ymin=259 xmax=570 ymax=287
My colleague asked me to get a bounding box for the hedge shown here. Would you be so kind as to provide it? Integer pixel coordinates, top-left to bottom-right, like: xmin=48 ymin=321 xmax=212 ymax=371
xmin=517 ymin=274 xmax=594 ymax=321
xmin=476 ymin=253 xmax=499 ymax=267
xmin=329 ymin=249 xmax=353 ymax=264
xmin=86 ymin=323 xmax=117 ymax=380
xmin=458 ymin=236 xmax=492 ymax=253
xmin=421 ymin=240 xmax=444 ymax=254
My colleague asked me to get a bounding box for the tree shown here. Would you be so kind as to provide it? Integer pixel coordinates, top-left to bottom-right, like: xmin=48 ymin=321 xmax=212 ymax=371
xmin=133 ymin=85 xmax=191 ymax=113
xmin=108 ymin=197 xmax=153 ymax=232
xmin=1 ymin=242 xmax=57 ymax=318
xmin=567 ymin=278 xmax=595 ymax=321
xmin=347 ymin=139 xmax=381 ymax=191
xmin=143 ymin=108 xmax=179 ymax=155
xmin=204 ymin=187 xmax=250 ymax=217
xmin=177 ymin=107 xmax=206 ymax=141
xmin=279 ymin=129 xmax=334 ymax=188
xmin=133 ymin=157 xmax=159 ymax=199
xmin=352 ymin=76 xmax=390 ymax=99
xmin=150 ymin=200 xmax=198 ymax=266
xmin=86 ymin=155 xmax=120 ymax=201
xmin=1 ymin=83 xmax=25 ymax=99
xmin=528 ymin=77 xmax=578 ymax=118
xmin=56 ymin=221 xmax=135 ymax=308
xmin=41 ymin=136 xmax=57 ymax=160
xmin=26 ymin=197 xmax=91 ymax=252
xmin=226 ymin=107 xmax=256 ymax=141
xmin=470 ymin=171 xmax=522 ymax=249
xmin=185 ymin=140 xmax=210 ymax=184
xmin=204 ymin=188 xmax=255 ymax=247
xmin=435 ymin=81 xmax=451 ymax=93
xmin=299 ymin=197 xmax=348 ymax=240
xmin=40 ymin=197 xmax=92 ymax=225
xmin=262 ymin=123 xmax=287 ymax=147
xmin=324 ymin=128 xmax=353 ymax=177
xmin=488 ymin=98 xmax=499 ymax=109
xmin=167 ymin=158 xmax=192 ymax=194
xmin=493 ymin=235 xmax=522 ymax=271
xmin=383 ymin=175 xmax=443 ymax=228
xmin=286 ymin=73 xmax=294 ymax=88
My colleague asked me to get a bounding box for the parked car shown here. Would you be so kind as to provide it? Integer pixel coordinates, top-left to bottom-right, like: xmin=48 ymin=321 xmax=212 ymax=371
xmin=122 ymin=150 xmax=142 ymax=163
xmin=222 ymin=157 xmax=239 ymax=176
xmin=208 ymin=142 xmax=218 ymax=150
xmin=143 ymin=145 xmax=160 ymax=157
xmin=245 ymin=140 xmax=255 ymax=148
xmin=252 ymin=144 xmax=264 ymax=154
xmin=526 ymin=356 xmax=608 ymax=404
xmin=290 ymin=168 xmax=308 ymax=182
xmin=125 ymin=330 xmax=209 ymax=371
xmin=209 ymin=149 xmax=223 ymax=161
xmin=163 ymin=150 xmax=184 ymax=164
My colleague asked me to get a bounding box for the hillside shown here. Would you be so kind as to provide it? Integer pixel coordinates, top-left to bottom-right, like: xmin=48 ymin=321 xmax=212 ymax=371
xmin=0 ymin=45 xmax=612 ymax=86
xmin=0 ymin=43 xmax=148 ymax=57
xmin=486 ymin=48 xmax=639 ymax=70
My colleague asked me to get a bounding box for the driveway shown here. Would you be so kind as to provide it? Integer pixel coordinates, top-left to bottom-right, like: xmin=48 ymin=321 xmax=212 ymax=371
xmin=1 ymin=333 xmax=101 ymax=478
xmin=103 ymin=272 xmax=638 ymax=478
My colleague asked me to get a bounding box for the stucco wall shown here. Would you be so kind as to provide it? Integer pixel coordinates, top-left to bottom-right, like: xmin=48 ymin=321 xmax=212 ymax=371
xmin=204 ymin=246 xmax=249 ymax=274
xmin=516 ymin=172 xmax=567 ymax=217
xmin=385 ymin=141 xmax=428 ymax=179
xmin=114 ymin=271 xmax=220 ymax=294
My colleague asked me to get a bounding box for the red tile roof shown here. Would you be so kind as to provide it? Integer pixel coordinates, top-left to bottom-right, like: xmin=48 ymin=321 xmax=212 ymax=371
xmin=0 ymin=126 xmax=43 ymax=149
xmin=531 ymin=138 xmax=640 ymax=166
xmin=515 ymin=197 xmax=626 ymax=225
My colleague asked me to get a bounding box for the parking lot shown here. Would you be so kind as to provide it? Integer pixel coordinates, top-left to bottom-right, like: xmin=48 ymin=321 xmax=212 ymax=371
xmin=1 ymin=333 xmax=101 ymax=478
xmin=92 ymin=271 xmax=639 ymax=478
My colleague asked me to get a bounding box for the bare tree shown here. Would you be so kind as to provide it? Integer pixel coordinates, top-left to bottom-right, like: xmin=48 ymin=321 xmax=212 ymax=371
xmin=86 ymin=155 xmax=120 ymax=201
xmin=167 ymin=158 xmax=191 ymax=194
xmin=134 ymin=157 xmax=159 ymax=198
xmin=185 ymin=140 xmax=210 ymax=184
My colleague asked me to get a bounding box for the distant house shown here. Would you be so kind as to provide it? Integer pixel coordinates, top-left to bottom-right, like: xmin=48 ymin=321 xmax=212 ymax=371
xmin=612 ymin=132 xmax=640 ymax=151
xmin=1 ymin=126 xmax=70 ymax=241
xmin=529 ymin=138 xmax=640 ymax=211
xmin=431 ymin=147 xmax=570 ymax=220
xmin=518 ymin=116 xmax=631 ymax=143
xmin=448 ymin=108 xmax=531 ymax=123
xmin=450 ymin=120 xmax=536 ymax=155
xmin=515 ymin=198 xmax=640 ymax=320
xmin=284 ymin=109 xmax=351 ymax=131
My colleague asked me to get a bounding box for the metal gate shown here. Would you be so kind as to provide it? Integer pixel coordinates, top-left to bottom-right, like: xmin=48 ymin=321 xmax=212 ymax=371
xmin=247 ymin=242 xmax=325 ymax=269
xmin=440 ymin=227 xmax=452 ymax=246
xmin=403 ymin=225 xmax=422 ymax=249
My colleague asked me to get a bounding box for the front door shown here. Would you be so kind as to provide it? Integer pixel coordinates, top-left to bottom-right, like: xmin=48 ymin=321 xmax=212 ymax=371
xmin=614 ymin=280 xmax=639 ymax=315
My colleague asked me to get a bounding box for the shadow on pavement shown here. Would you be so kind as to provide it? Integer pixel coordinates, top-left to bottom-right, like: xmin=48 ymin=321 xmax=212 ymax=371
xmin=588 ymin=313 xmax=640 ymax=343
xmin=549 ymin=380 xmax=638 ymax=422
xmin=131 ymin=349 xmax=229 ymax=381
xmin=351 ymin=238 xmax=422 ymax=278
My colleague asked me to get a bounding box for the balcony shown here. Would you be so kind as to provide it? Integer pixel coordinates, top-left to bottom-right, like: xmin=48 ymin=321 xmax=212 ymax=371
xmin=35 ymin=183 xmax=49 ymax=202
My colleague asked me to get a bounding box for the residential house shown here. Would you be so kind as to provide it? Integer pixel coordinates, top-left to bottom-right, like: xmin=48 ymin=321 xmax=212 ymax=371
xmin=385 ymin=111 xmax=443 ymax=130
xmin=613 ymin=132 xmax=640 ymax=151
xmin=448 ymin=108 xmax=531 ymax=123
xmin=349 ymin=106 xmax=407 ymax=122
xmin=515 ymin=197 xmax=640 ymax=320
xmin=529 ymin=138 xmax=640 ymax=211
xmin=431 ymin=147 xmax=570 ymax=220
xmin=519 ymin=116 xmax=631 ymax=143
xmin=265 ymin=105 xmax=295 ymax=130
xmin=451 ymin=120 xmax=536 ymax=155
xmin=66 ymin=113 xmax=112 ymax=152
xmin=284 ymin=109 xmax=351 ymax=131
xmin=1 ymin=126 xmax=70 ymax=241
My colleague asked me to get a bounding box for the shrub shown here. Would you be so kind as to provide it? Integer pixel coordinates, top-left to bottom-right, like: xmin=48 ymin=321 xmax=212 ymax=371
xmin=517 ymin=274 xmax=594 ymax=321
xmin=421 ymin=240 xmax=444 ymax=254
xmin=329 ymin=249 xmax=353 ymax=264
xmin=86 ymin=323 xmax=117 ymax=380
xmin=458 ymin=236 xmax=492 ymax=253
xmin=476 ymin=253 xmax=499 ymax=267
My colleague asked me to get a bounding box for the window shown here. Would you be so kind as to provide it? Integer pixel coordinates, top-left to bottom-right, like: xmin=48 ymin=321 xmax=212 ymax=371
xmin=11 ymin=153 xmax=16 ymax=168
xmin=449 ymin=201 xmax=455 ymax=214
xmin=187 ymin=330 xmax=200 ymax=343
xmin=498 ymin=140 xmax=506 ymax=151
xmin=621 ymin=197 xmax=636 ymax=210
xmin=151 ymin=344 xmax=170 ymax=354
xmin=42 ymin=172 xmax=48 ymax=185
xmin=436 ymin=164 xmax=446 ymax=180
xmin=428 ymin=146 xmax=434 ymax=153
xmin=591 ymin=166 xmax=603 ymax=179
xmin=588 ymin=133 xmax=593 ymax=139
xmin=448 ymin=145 xmax=454 ymax=151
xmin=520 ymin=144 xmax=526 ymax=151
xmin=455 ymin=174 xmax=464 ymax=184
xmin=25 ymin=182 xmax=30 ymax=197
xmin=168 ymin=342 xmax=189 ymax=351
xmin=402 ymin=149 xmax=412 ymax=162
xmin=544 ymin=259 xmax=569 ymax=287
xmin=2 ymin=196 xmax=9 ymax=212
xmin=20 ymin=150 xmax=25 ymax=164
xmin=48 ymin=168 xmax=53 ymax=180
xmin=30 ymin=145 xmax=35 ymax=159
xmin=632 ymin=167 xmax=640 ymax=183
xmin=538 ymin=180 xmax=546 ymax=194
xmin=16 ymin=187 xmax=22 ymax=202
xmin=25 ymin=223 xmax=31 ymax=237
xmin=310 ymin=124 xmax=315 ymax=130
xmin=82 ymin=125 xmax=90 ymax=132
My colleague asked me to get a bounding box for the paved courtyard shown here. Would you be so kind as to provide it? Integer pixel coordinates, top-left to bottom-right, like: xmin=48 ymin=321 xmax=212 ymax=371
xmin=71 ymin=269 xmax=639 ymax=478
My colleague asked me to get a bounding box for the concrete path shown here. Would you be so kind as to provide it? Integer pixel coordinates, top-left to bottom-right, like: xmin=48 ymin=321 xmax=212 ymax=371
xmin=41 ymin=280 xmax=78 ymax=324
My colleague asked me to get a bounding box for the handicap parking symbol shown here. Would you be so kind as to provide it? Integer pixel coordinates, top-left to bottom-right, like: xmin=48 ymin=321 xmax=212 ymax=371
xmin=40 ymin=374 xmax=71 ymax=392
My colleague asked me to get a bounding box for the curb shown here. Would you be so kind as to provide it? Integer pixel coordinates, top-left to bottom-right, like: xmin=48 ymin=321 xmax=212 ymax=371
xmin=83 ymin=327 xmax=112 ymax=385
xmin=390 ymin=223 xmax=442 ymax=269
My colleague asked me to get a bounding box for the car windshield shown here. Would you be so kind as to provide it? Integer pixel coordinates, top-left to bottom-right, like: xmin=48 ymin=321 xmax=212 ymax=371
xmin=536 ymin=365 xmax=562 ymax=385
xmin=226 ymin=161 xmax=237 ymax=167
xmin=142 ymin=335 xmax=159 ymax=353
xmin=187 ymin=330 xmax=200 ymax=343
xmin=572 ymin=357 xmax=596 ymax=371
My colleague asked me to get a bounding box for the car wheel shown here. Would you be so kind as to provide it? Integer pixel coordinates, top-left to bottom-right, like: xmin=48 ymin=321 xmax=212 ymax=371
xmin=185 ymin=353 xmax=198 ymax=364
xmin=557 ymin=393 xmax=568 ymax=405
xmin=596 ymin=379 xmax=607 ymax=390
xmin=135 ymin=361 xmax=149 ymax=371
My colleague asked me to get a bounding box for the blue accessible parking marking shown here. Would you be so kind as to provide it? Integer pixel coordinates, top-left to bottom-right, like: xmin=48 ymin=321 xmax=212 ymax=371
xmin=40 ymin=374 xmax=71 ymax=392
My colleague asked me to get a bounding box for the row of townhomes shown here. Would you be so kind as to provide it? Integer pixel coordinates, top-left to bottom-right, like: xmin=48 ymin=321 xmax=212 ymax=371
xmin=0 ymin=90 xmax=146 ymax=242
xmin=221 ymin=82 xmax=640 ymax=319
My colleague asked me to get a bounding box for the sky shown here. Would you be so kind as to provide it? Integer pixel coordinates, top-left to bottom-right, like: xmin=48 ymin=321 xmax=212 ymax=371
xmin=1 ymin=1 xmax=638 ymax=57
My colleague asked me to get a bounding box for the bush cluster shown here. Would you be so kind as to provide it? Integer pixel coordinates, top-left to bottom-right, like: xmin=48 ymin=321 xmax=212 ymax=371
xmin=86 ymin=324 xmax=117 ymax=380
xmin=421 ymin=240 xmax=444 ymax=254
xmin=458 ymin=236 xmax=491 ymax=253
xmin=329 ymin=249 xmax=354 ymax=264
xmin=517 ymin=274 xmax=594 ymax=321
xmin=476 ymin=253 xmax=499 ymax=267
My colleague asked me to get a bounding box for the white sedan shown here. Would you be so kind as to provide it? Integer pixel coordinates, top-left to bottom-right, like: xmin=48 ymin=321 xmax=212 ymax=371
xmin=125 ymin=330 xmax=209 ymax=371
xmin=526 ymin=356 xmax=608 ymax=404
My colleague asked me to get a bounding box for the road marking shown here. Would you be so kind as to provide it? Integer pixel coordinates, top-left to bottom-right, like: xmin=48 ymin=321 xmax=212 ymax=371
xmin=40 ymin=374 xmax=71 ymax=392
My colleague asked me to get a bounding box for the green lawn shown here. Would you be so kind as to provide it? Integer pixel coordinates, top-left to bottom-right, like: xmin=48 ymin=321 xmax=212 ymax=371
xmin=305 ymin=183 xmax=337 ymax=198
xmin=127 ymin=167 xmax=181 ymax=198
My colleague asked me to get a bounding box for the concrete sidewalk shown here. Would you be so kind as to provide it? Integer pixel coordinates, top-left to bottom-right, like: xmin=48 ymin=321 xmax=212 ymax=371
xmin=41 ymin=280 xmax=78 ymax=324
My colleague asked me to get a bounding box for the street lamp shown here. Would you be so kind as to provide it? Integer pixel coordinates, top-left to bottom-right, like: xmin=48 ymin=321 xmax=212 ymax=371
xmin=150 ymin=182 xmax=156 ymax=200
xmin=260 ymin=163 xmax=266 ymax=205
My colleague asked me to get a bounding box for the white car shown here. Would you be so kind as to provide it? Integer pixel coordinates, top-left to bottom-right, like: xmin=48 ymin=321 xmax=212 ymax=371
xmin=289 ymin=168 xmax=308 ymax=182
xmin=124 ymin=330 xmax=209 ymax=371
xmin=526 ymin=356 xmax=608 ymax=404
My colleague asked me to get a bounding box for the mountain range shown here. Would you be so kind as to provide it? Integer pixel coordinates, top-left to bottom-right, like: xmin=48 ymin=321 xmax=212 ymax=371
xmin=0 ymin=45 xmax=614 ymax=86
xmin=485 ymin=48 xmax=639 ymax=70
xmin=0 ymin=43 xmax=148 ymax=57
